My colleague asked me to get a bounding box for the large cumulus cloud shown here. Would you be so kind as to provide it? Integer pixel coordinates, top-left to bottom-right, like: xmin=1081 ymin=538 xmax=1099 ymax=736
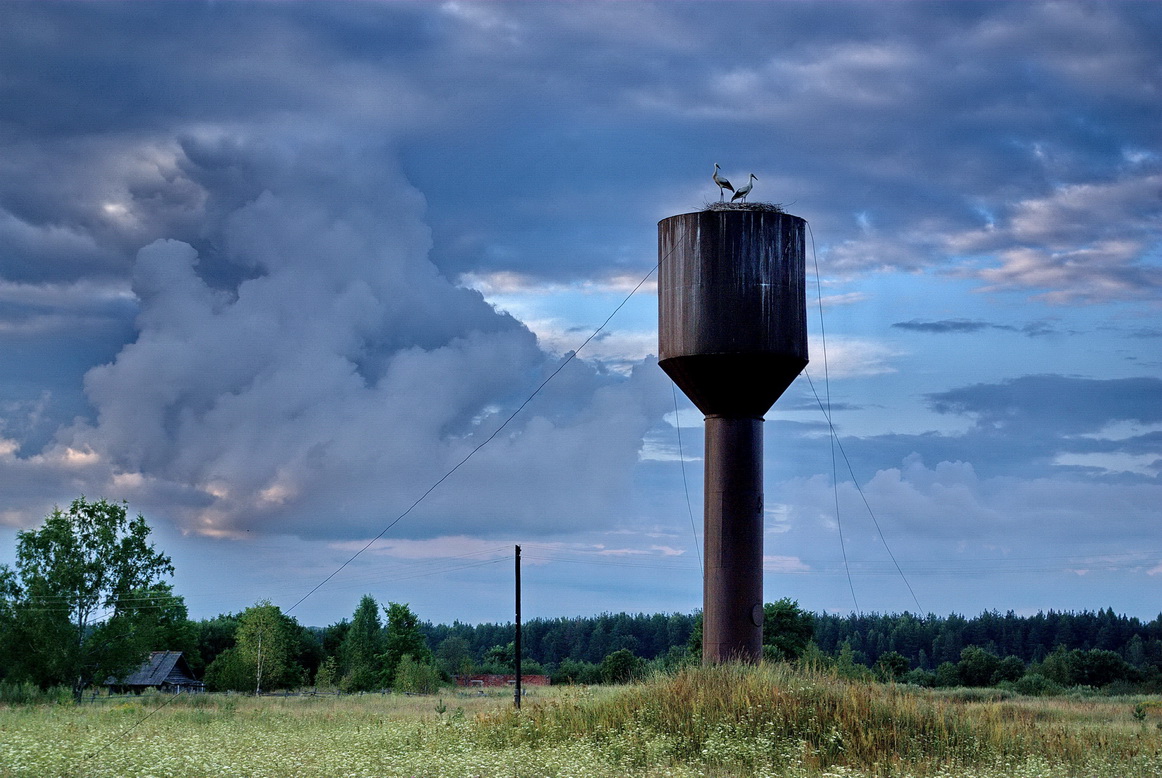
xmin=29 ymin=138 xmax=671 ymax=540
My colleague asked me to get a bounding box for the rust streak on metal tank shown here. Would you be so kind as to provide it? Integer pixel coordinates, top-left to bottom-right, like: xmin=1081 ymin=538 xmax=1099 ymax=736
xmin=658 ymin=208 xmax=808 ymax=664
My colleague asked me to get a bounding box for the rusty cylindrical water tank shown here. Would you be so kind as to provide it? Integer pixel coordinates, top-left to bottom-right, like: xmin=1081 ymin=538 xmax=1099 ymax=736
xmin=658 ymin=208 xmax=808 ymax=663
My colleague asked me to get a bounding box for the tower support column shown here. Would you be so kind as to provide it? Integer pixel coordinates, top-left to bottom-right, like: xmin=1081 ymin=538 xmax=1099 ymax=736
xmin=703 ymin=415 xmax=764 ymax=663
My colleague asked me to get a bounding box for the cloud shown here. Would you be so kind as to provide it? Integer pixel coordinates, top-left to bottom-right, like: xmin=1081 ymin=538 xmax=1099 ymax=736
xmin=4 ymin=138 xmax=673 ymax=542
xmin=893 ymin=319 xmax=1000 ymax=334
xmin=950 ymin=172 xmax=1162 ymax=303
xmin=809 ymin=337 xmax=902 ymax=378
xmin=891 ymin=318 xmax=1065 ymax=337
xmin=0 ymin=2 xmax=1160 ymax=620
xmin=927 ymin=375 xmax=1162 ymax=437
xmin=779 ymin=453 xmax=1162 ymax=556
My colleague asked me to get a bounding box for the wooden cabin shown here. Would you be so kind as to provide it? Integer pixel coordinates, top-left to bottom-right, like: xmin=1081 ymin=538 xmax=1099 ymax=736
xmin=108 ymin=651 xmax=205 ymax=694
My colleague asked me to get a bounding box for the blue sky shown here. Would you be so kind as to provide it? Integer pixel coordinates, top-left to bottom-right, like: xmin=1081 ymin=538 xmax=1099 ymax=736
xmin=1 ymin=1 xmax=1160 ymax=628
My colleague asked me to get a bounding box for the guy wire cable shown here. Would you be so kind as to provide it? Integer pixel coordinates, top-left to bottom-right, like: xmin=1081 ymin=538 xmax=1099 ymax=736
xmin=805 ymin=220 xmax=860 ymax=616
xmin=672 ymin=382 xmax=702 ymax=575
xmin=806 ymin=221 xmax=922 ymax=615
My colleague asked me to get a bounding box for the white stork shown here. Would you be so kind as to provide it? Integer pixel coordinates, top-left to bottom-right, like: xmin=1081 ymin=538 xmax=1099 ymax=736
xmin=712 ymin=163 xmax=734 ymax=201
xmin=731 ymin=173 xmax=758 ymax=203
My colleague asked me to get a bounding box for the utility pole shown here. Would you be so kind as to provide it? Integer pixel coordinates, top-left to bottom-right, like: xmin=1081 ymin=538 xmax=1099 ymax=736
xmin=514 ymin=544 xmax=522 ymax=710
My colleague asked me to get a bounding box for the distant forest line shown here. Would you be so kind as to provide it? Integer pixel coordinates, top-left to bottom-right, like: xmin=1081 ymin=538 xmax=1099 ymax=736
xmin=419 ymin=607 xmax=1162 ymax=671
xmin=10 ymin=499 xmax=1160 ymax=699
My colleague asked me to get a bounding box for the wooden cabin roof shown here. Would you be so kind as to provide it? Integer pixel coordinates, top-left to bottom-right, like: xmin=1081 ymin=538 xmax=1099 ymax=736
xmin=113 ymin=651 xmax=201 ymax=687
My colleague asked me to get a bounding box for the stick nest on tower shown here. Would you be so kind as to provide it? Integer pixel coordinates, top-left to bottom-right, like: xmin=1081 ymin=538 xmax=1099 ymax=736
xmin=702 ymin=201 xmax=785 ymax=213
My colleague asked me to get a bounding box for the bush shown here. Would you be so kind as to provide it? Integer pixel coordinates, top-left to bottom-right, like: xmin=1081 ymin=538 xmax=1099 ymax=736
xmin=600 ymin=648 xmax=642 ymax=684
xmin=902 ymin=668 xmax=937 ymax=687
xmin=957 ymin=646 xmax=1001 ymax=687
xmin=650 ymin=645 xmax=695 ymax=674
xmin=203 ymin=648 xmax=253 ymax=693
xmin=797 ymin=641 xmax=834 ymax=673
xmin=393 ymin=654 xmax=442 ymax=694
xmin=1013 ymin=673 xmax=1064 ymax=696
xmin=935 ymin=662 xmax=960 ymax=688
xmin=874 ymin=651 xmax=910 ymax=682
xmin=0 ymin=681 xmax=74 ymax=705
xmin=762 ymin=598 xmax=815 ymax=661
xmin=552 ymin=658 xmax=602 ymax=685
xmin=992 ymin=655 xmax=1026 ymax=685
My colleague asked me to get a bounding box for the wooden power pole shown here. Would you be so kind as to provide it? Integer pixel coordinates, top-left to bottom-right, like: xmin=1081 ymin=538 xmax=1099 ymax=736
xmin=514 ymin=544 xmax=522 ymax=710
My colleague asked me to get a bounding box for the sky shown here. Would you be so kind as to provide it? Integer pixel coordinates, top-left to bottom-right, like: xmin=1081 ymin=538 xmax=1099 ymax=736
xmin=1 ymin=1 xmax=1160 ymax=629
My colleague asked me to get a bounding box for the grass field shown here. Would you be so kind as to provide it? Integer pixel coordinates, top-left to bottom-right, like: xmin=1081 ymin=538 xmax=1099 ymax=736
xmin=3 ymin=664 xmax=1161 ymax=778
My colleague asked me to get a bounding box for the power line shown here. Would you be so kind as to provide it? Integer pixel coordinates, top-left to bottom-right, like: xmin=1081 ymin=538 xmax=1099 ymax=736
xmin=283 ymin=260 xmax=669 ymax=617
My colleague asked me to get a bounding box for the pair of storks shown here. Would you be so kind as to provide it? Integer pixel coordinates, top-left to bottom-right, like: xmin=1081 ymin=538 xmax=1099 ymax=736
xmin=712 ymin=163 xmax=757 ymax=203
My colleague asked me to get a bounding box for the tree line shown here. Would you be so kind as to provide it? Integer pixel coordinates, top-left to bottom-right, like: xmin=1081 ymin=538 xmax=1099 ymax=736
xmin=4 ymin=498 xmax=1162 ymax=699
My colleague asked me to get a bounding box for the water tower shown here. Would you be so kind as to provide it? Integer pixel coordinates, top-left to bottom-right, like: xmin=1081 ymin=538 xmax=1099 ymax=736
xmin=658 ymin=207 xmax=808 ymax=663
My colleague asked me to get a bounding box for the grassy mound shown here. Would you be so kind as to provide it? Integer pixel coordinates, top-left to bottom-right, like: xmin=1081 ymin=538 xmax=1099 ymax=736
xmin=473 ymin=663 xmax=1162 ymax=776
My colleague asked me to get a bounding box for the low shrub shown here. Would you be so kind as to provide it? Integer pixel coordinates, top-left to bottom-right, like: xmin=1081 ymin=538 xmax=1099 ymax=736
xmin=0 ymin=681 xmax=73 ymax=706
xmin=1012 ymin=673 xmax=1064 ymax=696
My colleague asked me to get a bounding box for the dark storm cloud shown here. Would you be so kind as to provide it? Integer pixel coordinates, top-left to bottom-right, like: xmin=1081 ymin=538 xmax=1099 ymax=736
xmin=891 ymin=319 xmax=1066 ymax=337
xmin=1 ymin=2 xmax=1160 ymax=297
xmin=893 ymin=319 xmax=1001 ymax=334
xmin=927 ymin=375 xmax=1162 ymax=437
xmin=416 ymin=1 xmax=1162 ymax=299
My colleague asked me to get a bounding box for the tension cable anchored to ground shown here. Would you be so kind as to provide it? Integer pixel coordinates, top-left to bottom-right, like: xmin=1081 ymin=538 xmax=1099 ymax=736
xmin=805 ymin=221 xmax=922 ymax=616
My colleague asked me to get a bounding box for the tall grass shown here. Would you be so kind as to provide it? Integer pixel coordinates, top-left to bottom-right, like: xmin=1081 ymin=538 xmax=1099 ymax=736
xmin=0 ymin=681 xmax=74 ymax=706
xmin=3 ymin=667 xmax=1161 ymax=777
xmin=474 ymin=662 xmax=1162 ymax=776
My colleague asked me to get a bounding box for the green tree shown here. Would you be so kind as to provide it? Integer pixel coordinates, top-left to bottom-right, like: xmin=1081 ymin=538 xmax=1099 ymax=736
xmin=763 ymin=598 xmax=815 ymax=661
xmin=339 ymin=595 xmax=384 ymax=691
xmin=874 ymin=651 xmax=910 ymax=682
xmin=235 ymin=601 xmax=298 ymax=693
xmin=600 ymin=648 xmax=642 ymax=683
xmin=0 ymin=567 xmax=19 ymax=680
xmin=1035 ymin=645 xmax=1076 ymax=686
xmin=394 ymin=654 xmax=442 ymax=693
xmin=2 ymin=497 xmax=174 ymax=700
xmin=552 ymin=658 xmax=602 ymax=685
xmin=124 ymin=583 xmax=199 ymax=660
xmin=192 ymin=613 xmax=239 ymax=677
xmin=314 ymin=656 xmax=339 ymax=689
xmin=380 ymin=602 xmax=432 ymax=686
xmin=934 ymin=661 xmax=960 ymax=687
xmin=688 ymin=613 xmax=703 ymax=659
xmin=436 ymin=635 xmax=474 ymax=677
xmin=957 ymin=646 xmax=1001 ymax=687
xmin=836 ymin=640 xmax=873 ymax=681
xmin=992 ymin=655 xmax=1026 ymax=685
xmin=1071 ymin=649 xmax=1133 ymax=687
xmin=797 ymin=641 xmax=834 ymax=672
xmin=480 ymin=642 xmax=515 ymax=673
xmin=203 ymin=647 xmax=251 ymax=692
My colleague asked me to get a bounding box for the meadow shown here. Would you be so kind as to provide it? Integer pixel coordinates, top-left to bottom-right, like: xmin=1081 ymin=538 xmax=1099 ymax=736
xmin=3 ymin=664 xmax=1161 ymax=778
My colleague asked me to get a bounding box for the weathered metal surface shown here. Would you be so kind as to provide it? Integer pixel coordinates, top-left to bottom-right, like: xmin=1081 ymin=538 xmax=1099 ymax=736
xmin=656 ymin=208 xmax=808 ymax=664
xmin=703 ymin=416 xmax=765 ymax=662
xmin=658 ymin=210 xmax=808 ymax=418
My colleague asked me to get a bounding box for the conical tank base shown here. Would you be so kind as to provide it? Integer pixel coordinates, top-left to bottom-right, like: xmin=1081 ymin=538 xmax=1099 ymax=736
xmin=659 ymin=353 xmax=807 ymax=419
